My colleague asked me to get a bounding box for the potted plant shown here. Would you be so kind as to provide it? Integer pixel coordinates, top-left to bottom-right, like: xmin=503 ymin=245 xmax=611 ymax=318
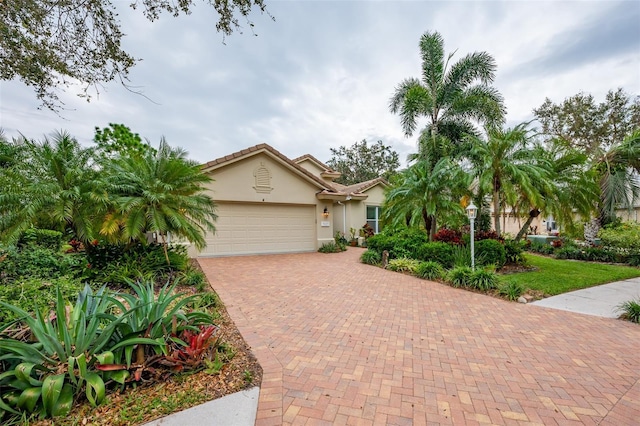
xmin=349 ymin=228 xmax=358 ymax=246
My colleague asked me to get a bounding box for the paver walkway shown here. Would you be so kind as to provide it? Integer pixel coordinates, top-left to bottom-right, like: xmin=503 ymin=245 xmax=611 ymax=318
xmin=199 ymin=249 xmax=640 ymax=425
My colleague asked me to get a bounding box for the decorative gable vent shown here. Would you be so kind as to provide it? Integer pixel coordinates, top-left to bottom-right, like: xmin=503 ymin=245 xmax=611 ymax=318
xmin=253 ymin=162 xmax=273 ymax=193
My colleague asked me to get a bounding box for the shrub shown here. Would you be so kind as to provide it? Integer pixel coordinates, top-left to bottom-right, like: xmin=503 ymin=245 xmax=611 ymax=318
xmin=415 ymin=261 xmax=444 ymax=280
xmin=475 ymin=230 xmax=501 ymax=241
xmin=387 ymin=258 xmax=420 ymax=273
xmin=498 ymin=280 xmax=525 ymax=301
xmin=18 ymin=228 xmax=64 ymax=251
xmin=503 ymin=240 xmax=526 ymax=265
xmin=0 ymin=246 xmax=83 ymax=281
xmin=0 ymin=276 xmax=85 ymax=323
xmin=555 ymin=246 xmax=623 ymax=263
xmin=468 ymin=268 xmax=499 ymax=291
xmin=446 ymin=266 xmax=473 ymax=288
xmin=551 ymin=239 xmax=563 ymax=248
xmin=433 ymin=228 xmax=462 ymax=245
xmin=360 ymin=250 xmax=382 ymax=265
xmin=367 ymin=228 xmax=429 ymax=259
xmin=181 ymin=268 xmax=207 ymax=290
xmin=598 ymin=221 xmax=640 ymax=251
xmin=617 ymin=299 xmax=640 ymax=323
xmin=318 ymin=242 xmax=344 ymax=253
xmin=528 ymin=241 xmax=555 ymax=255
xmin=451 ymin=244 xmax=472 ymax=268
xmin=416 ymin=242 xmax=455 ymax=268
xmin=334 ymin=231 xmax=348 ymax=246
xmin=475 ymin=239 xmax=506 ymax=268
xmin=628 ymin=253 xmax=640 ymax=267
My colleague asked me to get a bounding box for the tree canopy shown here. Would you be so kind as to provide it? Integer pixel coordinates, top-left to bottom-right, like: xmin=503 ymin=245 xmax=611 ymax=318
xmin=534 ymin=88 xmax=640 ymax=158
xmin=389 ymin=30 xmax=505 ymax=145
xmin=326 ymin=139 xmax=400 ymax=185
xmin=0 ymin=0 xmax=272 ymax=111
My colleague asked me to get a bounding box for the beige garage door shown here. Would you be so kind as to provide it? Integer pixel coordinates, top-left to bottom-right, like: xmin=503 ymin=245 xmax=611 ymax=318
xmin=200 ymin=203 xmax=316 ymax=256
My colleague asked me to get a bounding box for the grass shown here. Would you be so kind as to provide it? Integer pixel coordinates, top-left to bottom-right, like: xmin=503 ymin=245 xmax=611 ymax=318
xmin=499 ymin=253 xmax=640 ymax=296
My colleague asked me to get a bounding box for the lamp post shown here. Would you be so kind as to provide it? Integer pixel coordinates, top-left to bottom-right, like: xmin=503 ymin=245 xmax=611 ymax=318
xmin=466 ymin=202 xmax=477 ymax=270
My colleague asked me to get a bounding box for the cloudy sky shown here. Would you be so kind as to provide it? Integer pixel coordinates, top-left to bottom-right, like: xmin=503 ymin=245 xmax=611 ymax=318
xmin=1 ymin=0 xmax=639 ymax=165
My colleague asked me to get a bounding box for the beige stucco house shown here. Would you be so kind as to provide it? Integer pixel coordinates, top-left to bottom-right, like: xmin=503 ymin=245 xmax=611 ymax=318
xmin=191 ymin=143 xmax=388 ymax=257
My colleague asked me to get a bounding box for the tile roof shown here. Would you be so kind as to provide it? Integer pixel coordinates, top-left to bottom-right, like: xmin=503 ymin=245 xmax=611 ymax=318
xmin=201 ymin=143 xmax=388 ymax=199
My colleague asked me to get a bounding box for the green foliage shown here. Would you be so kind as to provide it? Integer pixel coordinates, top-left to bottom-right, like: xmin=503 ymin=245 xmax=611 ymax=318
xmin=503 ymin=239 xmax=526 ymax=265
xmin=334 ymin=231 xmax=348 ymax=245
xmin=554 ymin=246 xmax=623 ymax=263
xmin=415 ymin=261 xmax=444 ymax=280
xmin=0 ymin=246 xmax=84 ymax=282
xmin=0 ymin=132 xmax=98 ymax=244
xmin=386 ymin=258 xmax=420 ymax=273
xmin=0 ymin=280 xmax=218 ymax=419
xmin=366 ymin=228 xmax=429 ymax=259
xmin=18 ymin=229 xmax=64 ymax=251
xmin=327 ymin=139 xmax=400 ymax=185
xmin=446 ymin=266 xmax=473 ymax=288
xmin=469 ymin=268 xmax=499 ymax=291
xmin=0 ymin=277 xmax=84 ymax=323
xmin=318 ymin=242 xmax=345 ymax=253
xmin=94 ymin=124 xmax=155 ymax=160
xmin=98 ymin=139 xmax=217 ymax=250
xmin=2 ymin=0 xmax=272 ymax=111
xmin=534 ymin=88 xmax=639 ymax=158
xmin=498 ymin=280 xmax=525 ymax=301
xmin=360 ymin=250 xmax=381 ymax=266
xmin=598 ymin=221 xmax=640 ymax=251
xmin=181 ymin=268 xmax=207 ymax=290
xmin=527 ymin=241 xmax=555 ymax=255
xmin=617 ymin=299 xmax=640 ymax=323
xmin=84 ymin=243 xmax=189 ymax=286
xmin=475 ymin=239 xmax=506 ymax=268
xmin=417 ymin=242 xmax=455 ymax=268
xmin=451 ymin=244 xmax=472 ymax=268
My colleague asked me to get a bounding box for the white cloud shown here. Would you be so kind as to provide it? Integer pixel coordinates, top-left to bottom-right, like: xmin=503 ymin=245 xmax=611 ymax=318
xmin=1 ymin=0 xmax=638 ymax=166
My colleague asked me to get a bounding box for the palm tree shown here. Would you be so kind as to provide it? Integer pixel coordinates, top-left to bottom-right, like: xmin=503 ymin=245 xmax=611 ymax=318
xmin=99 ymin=138 xmax=217 ymax=262
xmin=466 ymin=123 xmax=551 ymax=236
xmin=389 ymin=31 xmax=505 ymax=144
xmin=382 ymin=157 xmax=468 ymax=240
xmin=596 ymin=129 xmax=640 ymax=224
xmin=0 ymin=131 xmax=98 ymax=244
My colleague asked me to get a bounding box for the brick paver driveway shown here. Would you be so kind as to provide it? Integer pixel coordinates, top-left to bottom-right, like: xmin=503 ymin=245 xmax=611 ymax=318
xmin=199 ymin=249 xmax=640 ymax=425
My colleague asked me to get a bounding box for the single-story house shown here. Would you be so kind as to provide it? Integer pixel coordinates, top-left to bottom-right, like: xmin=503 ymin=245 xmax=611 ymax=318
xmin=191 ymin=143 xmax=388 ymax=257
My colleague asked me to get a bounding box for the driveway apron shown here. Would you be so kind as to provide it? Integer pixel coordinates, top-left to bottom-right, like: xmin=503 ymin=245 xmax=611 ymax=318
xmin=199 ymin=249 xmax=640 ymax=425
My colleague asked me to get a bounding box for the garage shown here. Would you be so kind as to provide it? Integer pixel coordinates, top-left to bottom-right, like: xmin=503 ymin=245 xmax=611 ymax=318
xmin=199 ymin=202 xmax=316 ymax=257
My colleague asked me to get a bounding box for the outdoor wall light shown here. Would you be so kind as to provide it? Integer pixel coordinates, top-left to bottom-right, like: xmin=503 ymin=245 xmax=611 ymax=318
xmin=323 ymin=207 xmax=330 ymax=218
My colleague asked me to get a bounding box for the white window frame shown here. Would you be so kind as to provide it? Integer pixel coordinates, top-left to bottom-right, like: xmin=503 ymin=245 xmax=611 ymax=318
xmin=366 ymin=205 xmax=382 ymax=234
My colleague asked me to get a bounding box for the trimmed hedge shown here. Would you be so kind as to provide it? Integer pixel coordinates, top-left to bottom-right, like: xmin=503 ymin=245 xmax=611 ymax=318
xmin=416 ymin=242 xmax=455 ymax=268
xmin=476 ymin=239 xmax=506 ymax=268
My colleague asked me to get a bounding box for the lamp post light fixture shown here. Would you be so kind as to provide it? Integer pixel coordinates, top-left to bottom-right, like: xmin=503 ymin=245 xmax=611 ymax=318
xmin=322 ymin=207 xmax=330 ymax=219
xmin=466 ymin=202 xmax=477 ymax=270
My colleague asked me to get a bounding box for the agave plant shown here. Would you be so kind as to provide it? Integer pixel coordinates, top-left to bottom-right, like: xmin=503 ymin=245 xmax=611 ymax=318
xmin=0 ymin=285 xmax=155 ymax=417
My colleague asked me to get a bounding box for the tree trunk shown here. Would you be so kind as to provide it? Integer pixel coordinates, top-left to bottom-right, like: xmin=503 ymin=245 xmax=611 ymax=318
xmin=161 ymin=233 xmax=170 ymax=266
xmin=422 ymin=209 xmax=433 ymax=241
xmin=493 ymin=190 xmax=501 ymax=236
xmin=430 ymin=215 xmax=437 ymax=241
xmin=515 ymin=208 xmax=540 ymax=241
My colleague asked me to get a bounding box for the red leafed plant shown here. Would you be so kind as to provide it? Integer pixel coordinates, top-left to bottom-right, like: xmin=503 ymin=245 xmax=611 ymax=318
xmin=433 ymin=228 xmax=463 ymax=245
xmin=164 ymin=325 xmax=220 ymax=371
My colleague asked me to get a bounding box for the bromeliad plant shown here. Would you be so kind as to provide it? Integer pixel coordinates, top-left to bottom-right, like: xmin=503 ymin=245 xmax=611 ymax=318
xmin=0 ymin=281 xmax=219 ymax=420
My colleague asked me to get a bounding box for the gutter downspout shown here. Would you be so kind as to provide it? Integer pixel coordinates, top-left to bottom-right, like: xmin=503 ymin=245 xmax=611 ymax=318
xmin=337 ymin=201 xmax=346 ymax=235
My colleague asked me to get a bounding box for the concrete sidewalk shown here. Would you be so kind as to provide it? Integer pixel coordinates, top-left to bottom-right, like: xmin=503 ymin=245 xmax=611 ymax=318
xmin=143 ymin=386 xmax=259 ymax=426
xmin=530 ymin=277 xmax=640 ymax=318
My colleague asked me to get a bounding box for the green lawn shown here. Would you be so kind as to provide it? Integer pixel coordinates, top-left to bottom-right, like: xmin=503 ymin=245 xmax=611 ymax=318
xmin=499 ymin=253 xmax=640 ymax=296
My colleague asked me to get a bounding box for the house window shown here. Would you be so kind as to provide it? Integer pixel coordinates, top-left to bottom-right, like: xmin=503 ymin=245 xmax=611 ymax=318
xmin=366 ymin=206 xmax=382 ymax=234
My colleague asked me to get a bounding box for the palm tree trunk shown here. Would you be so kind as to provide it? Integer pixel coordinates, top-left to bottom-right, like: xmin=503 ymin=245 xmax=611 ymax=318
xmin=160 ymin=233 xmax=170 ymax=266
xmin=515 ymin=208 xmax=540 ymax=241
xmin=493 ymin=190 xmax=501 ymax=236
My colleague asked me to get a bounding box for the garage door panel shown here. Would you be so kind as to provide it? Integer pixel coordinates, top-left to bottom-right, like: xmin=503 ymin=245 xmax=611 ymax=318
xmin=201 ymin=203 xmax=316 ymax=256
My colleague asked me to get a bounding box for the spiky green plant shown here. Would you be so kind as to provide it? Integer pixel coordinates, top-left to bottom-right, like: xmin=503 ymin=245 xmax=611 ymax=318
xmin=498 ymin=281 xmax=525 ymax=301
xmin=617 ymin=299 xmax=640 ymax=323
xmin=469 ymin=268 xmax=499 ymax=291
xmin=415 ymin=261 xmax=444 ymax=280
xmin=446 ymin=266 xmax=473 ymax=288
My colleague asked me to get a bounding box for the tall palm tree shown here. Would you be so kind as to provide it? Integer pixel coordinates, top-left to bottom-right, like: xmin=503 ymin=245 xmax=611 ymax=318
xmin=389 ymin=31 xmax=505 ymax=144
xmin=382 ymin=157 xmax=468 ymax=240
xmin=466 ymin=123 xmax=551 ymax=236
xmin=0 ymin=131 xmax=98 ymax=244
xmin=99 ymin=138 xmax=217 ymax=262
xmin=596 ymin=129 xmax=640 ymax=224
